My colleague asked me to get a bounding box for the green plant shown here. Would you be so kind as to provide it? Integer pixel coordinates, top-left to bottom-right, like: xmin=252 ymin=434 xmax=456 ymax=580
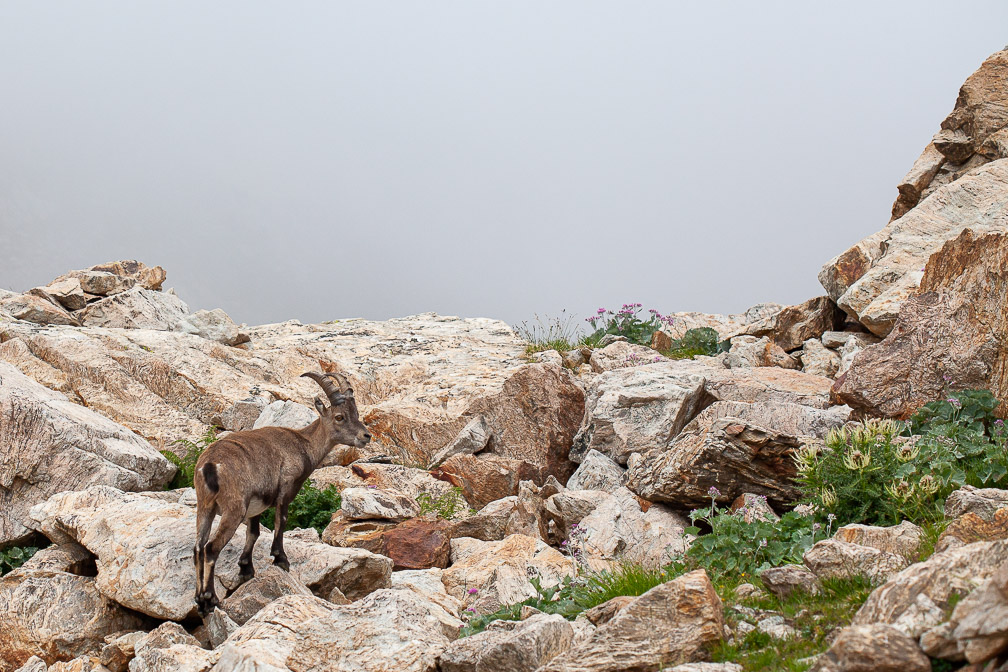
xmin=515 ymin=312 xmax=580 ymax=356
xmin=586 ymin=304 xmax=675 ymax=347
xmin=262 ymin=481 xmax=342 ymax=535
xmin=161 ymin=427 xmax=218 ymax=490
xmin=909 ymin=388 xmax=999 ymax=435
xmin=663 ymin=327 xmax=726 ymax=360
xmin=416 ymin=487 xmax=470 ymax=519
xmin=0 ymin=545 xmax=39 ymax=575
xmin=684 ymin=504 xmax=817 ymax=579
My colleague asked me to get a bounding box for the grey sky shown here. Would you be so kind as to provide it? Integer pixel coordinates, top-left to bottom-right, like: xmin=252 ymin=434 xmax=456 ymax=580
xmin=2 ymin=3 xmax=1006 ymax=332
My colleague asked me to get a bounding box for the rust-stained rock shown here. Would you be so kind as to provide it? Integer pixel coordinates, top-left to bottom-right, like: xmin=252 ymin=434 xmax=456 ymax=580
xmin=920 ymin=558 xmax=1008 ymax=664
xmin=936 ymin=509 xmax=1008 ymax=553
xmin=432 ymin=454 xmax=545 ymax=510
xmin=749 ymin=296 xmax=845 ymax=352
xmin=833 ymin=229 xmax=1008 ymax=418
xmin=538 ymin=570 xmax=724 ymax=672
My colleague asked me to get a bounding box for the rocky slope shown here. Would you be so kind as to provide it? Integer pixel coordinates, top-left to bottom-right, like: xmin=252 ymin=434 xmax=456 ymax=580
xmin=2 ymin=46 xmax=1008 ymax=672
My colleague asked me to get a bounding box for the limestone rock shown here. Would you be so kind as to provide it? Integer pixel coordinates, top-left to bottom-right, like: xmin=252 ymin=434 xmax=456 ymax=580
xmin=438 ymin=613 xmax=573 ymax=672
xmin=312 ymin=462 xmax=459 ymax=504
xmin=82 ymin=260 xmax=166 ymax=291
xmin=750 ymin=297 xmax=845 ymax=353
xmin=566 ymin=450 xmax=625 ymax=492
xmin=924 ymin=559 xmax=1008 ymax=664
xmin=625 ymin=400 xmax=849 ymax=507
xmin=936 ymin=509 xmax=1008 ymax=553
xmin=800 ymin=339 xmax=840 ymax=378
xmin=571 ymin=361 xmax=708 ymax=466
xmin=431 ymin=454 xmax=544 ymax=510
xmin=803 ymin=539 xmax=908 ymax=583
xmin=544 ymin=490 xmax=607 ymax=543
xmin=340 ymin=487 xmax=421 ymax=522
xmin=835 ymin=332 xmax=880 ymax=377
xmin=663 ymin=303 xmax=784 ymax=341
xmin=832 ymin=521 xmax=923 ymax=561
xmin=852 ymin=539 xmax=1008 ymax=638
xmin=428 ymin=415 xmax=494 ymax=468
xmin=725 ymin=336 xmax=800 ymax=370
xmin=32 ymin=277 xmax=87 ymax=312
xmin=252 ymin=401 xmax=316 ymax=430
xmin=321 ymin=513 xmax=396 ymax=554
xmin=0 ymin=362 xmax=175 ymax=545
xmin=389 ymin=568 xmax=463 ymax=637
xmin=0 ymin=569 xmax=145 ymax=671
xmin=833 ymin=229 xmax=1008 ymax=417
xmin=65 ymin=271 xmax=133 ymax=297
xmin=325 ymin=515 xmax=453 ymax=570
xmin=442 ymin=535 xmax=572 ymax=613
xmin=222 ymin=566 xmax=314 ymax=625
xmin=177 ymin=308 xmax=249 ymax=346
xmin=538 ymin=570 xmax=724 ymax=672
xmin=78 ymin=286 xmax=189 ymax=330
xmin=820 ymin=159 xmax=1008 ymax=337
xmin=223 ymin=589 xmax=451 ymax=672
xmin=588 ymin=341 xmax=665 ymax=373
xmin=701 ymin=366 xmax=836 ymax=409
xmin=450 ymin=496 xmax=540 ymax=542
xmin=809 ymin=623 xmax=930 ymax=672
xmin=0 ymin=293 xmax=80 ymax=326
xmin=217 ymin=397 xmax=268 ymax=432
xmin=28 ymin=486 xmax=392 ymax=620
xmin=759 ymin=564 xmax=821 ymax=599
xmin=946 ymin=486 xmax=1008 ymax=520
xmin=577 ymin=487 xmax=689 ymax=567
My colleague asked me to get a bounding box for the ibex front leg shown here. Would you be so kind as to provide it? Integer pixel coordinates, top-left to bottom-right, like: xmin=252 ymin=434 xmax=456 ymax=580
xmin=271 ymin=502 xmax=290 ymax=571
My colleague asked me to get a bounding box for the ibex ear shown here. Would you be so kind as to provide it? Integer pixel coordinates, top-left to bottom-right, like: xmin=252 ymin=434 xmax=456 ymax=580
xmin=313 ymin=396 xmax=327 ymax=415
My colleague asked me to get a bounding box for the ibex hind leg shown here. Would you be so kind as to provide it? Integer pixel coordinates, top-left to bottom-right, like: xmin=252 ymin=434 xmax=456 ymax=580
xmin=193 ymin=503 xmax=216 ymax=616
xmin=236 ymin=515 xmax=261 ymax=587
xmin=198 ymin=509 xmax=244 ymax=615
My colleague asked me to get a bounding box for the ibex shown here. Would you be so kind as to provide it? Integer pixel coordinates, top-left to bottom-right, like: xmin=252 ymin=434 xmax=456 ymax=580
xmin=193 ymin=371 xmax=371 ymax=616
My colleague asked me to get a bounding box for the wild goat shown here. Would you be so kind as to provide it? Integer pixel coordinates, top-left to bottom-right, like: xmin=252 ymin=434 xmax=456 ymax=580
xmin=192 ymin=371 xmax=371 ymax=616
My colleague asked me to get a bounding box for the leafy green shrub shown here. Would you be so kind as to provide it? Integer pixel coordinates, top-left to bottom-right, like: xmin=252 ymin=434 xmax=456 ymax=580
xmin=416 ymin=487 xmax=470 ymax=519
xmin=0 ymin=545 xmax=39 ymax=575
xmin=262 ymin=481 xmax=342 ymax=535
xmin=161 ymin=428 xmax=218 ymax=490
xmin=798 ymin=393 xmax=1008 ymax=528
xmin=664 ymin=327 xmax=727 ymax=360
xmin=586 ymin=304 xmax=675 ymax=347
xmin=684 ymin=505 xmax=817 ymax=579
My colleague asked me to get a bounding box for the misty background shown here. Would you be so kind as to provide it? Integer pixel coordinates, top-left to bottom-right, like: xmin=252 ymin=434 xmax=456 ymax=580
xmin=2 ymin=3 xmax=1006 ymax=332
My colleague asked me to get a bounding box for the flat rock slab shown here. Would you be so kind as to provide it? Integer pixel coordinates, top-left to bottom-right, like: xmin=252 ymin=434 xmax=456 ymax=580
xmin=28 ymin=485 xmax=392 ymax=620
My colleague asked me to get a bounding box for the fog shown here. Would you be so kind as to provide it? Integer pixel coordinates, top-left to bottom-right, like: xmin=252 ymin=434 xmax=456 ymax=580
xmin=2 ymin=2 xmax=1006 ymax=331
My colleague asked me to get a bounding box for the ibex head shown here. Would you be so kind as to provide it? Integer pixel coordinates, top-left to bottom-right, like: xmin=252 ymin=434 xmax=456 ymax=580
xmin=301 ymin=371 xmax=371 ymax=449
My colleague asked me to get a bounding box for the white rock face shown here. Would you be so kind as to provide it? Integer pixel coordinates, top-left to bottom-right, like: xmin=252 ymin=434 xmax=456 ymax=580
xmin=341 ymin=487 xmax=422 ymax=522
xmin=820 ymin=158 xmax=1008 ymax=336
xmin=577 ymin=487 xmax=690 ymax=567
xmin=28 ymin=486 xmax=392 ymax=620
xmin=571 ymin=361 xmax=708 ymax=466
xmin=438 ymin=613 xmax=574 ymax=672
xmin=78 ymin=286 xmax=190 ymax=330
xmin=253 ymin=401 xmax=317 ymax=431
xmin=177 ymin=308 xmax=249 ymax=346
xmin=566 ymin=450 xmax=625 ymax=492
xmin=800 ymin=338 xmax=840 ymax=378
xmin=0 ymin=362 xmax=175 ymax=545
xmin=588 ymin=341 xmax=665 ymax=373
xmin=803 ymin=539 xmax=909 ymax=584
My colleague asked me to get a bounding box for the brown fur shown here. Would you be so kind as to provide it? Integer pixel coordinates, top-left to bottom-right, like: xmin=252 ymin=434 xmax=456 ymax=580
xmin=192 ymin=373 xmax=369 ymax=616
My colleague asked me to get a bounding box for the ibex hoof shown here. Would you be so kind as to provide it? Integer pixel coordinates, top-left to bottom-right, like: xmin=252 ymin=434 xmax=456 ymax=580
xmin=196 ymin=591 xmax=219 ymax=617
xmin=273 ymin=556 xmax=290 ymax=571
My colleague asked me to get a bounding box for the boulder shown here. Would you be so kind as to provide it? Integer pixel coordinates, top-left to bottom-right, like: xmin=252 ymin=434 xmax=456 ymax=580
xmin=0 ymin=293 xmax=80 ymax=326
xmin=588 ymin=341 xmax=665 ymax=373
xmin=321 ymin=513 xmax=397 ymax=554
xmin=833 ymin=229 xmax=1008 ymax=417
xmin=222 ymin=566 xmax=315 ymax=625
xmin=431 ymin=454 xmax=544 ymax=510
xmin=566 ymin=450 xmax=625 ymax=492
xmin=936 ymin=508 xmax=1008 ymax=553
xmin=571 ymin=361 xmax=708 ymax=466
xmin=64 ymin=271 xmax=133 ymax=297
xmin=0 ymin=362 xmax=175 ymax=545
xmin=852 ymin=539 xmax=1008 ymax=638
xmin=809 ymin=623 xmax=930 ymax=672
xmin=389 ymin=568 xmax=463 ymax=634
xmin=428 ymin=415 xmax=494 ymax=468
xmin=326 ymin=516 xmax=453 ymax=570
xmin=725 ymin=336 xmax=800 ymax=370
xmin=440 ymin=613 xmax=573 ymax=672
xmin=946 ymin=486 xmax=1008 ymax=520
xmin=83 ymin=260 xmax=167 ymax=291
xmin=662 ymin=303 xmax=784 ymax=341
xmin=0 ymin=569 xmax=145 ymax=671
xmin=730 ymin=493 xmax=779 ymax=523
xmin=538 ymin=570 xmax=724 ymax=672
xmin=177 ymin=308 xmax=250 ymax=346
xmin=222 ymin=589 xmax=451 ymax=672
xmin=920 ymin=559 xmax=1008 ymax=664
xmin=625 ymin=400 xmax=849 ymax=507
xmin=312 ymin=462 xmax=459 ymax=503
xmin=759 ymin=564 xmax=820 ymax=599
xmin=835 ymin=332 xmax=880 ymax=377
xmin=820 ymin=159 xmax=1008 ymax=337
xmin=544 ymin=490 xmax=607 ymax=543
xmin=450 ymin=496 xmax=540 ymax=542
xmin=442 ymin=535 xmax=572 ymax=613
xmin=577 ymin=487 xmax=689 ymax=567
xmin=252 ymin=400 xmax=316 ymax=430
xmin=340 ymin=487 xmax=421 ymax=522
xmin=832 ymin=521 xmax=923 ymax=560
xmin=701 ymin=366 xmax=836 ymax=409
xmin=800 ymin=339 xmax=840 ymax=378
xmin=803 ymin=539 xmax=908 ymax=584
xmin=750 ymin=296 xmax=845 ymax=352
xmin=28 ymin=486 xmax=392 ymax=620
xmin=31 ymin=277 xmax=87 ymax=312
xmin=217 ymin=397 xmax=268 ymax=432
xmin=78 ymin=286 xmax=189 ymax=330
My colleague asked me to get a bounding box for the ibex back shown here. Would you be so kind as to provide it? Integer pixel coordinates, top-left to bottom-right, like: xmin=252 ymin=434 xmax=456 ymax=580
xmin=192 ymin=371 xmax=370 ymax=616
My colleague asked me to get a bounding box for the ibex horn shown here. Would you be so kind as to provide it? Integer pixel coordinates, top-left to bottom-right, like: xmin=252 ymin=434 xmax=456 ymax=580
xmin=324 ymin=371 xmax=354 ymax=396
xmin=301 ymin=372 xmax=345 ymax=405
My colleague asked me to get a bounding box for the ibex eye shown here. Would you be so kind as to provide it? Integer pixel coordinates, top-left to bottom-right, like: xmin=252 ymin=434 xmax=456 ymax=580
xmin=335 ymin=414 xmax=345 ymax=422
